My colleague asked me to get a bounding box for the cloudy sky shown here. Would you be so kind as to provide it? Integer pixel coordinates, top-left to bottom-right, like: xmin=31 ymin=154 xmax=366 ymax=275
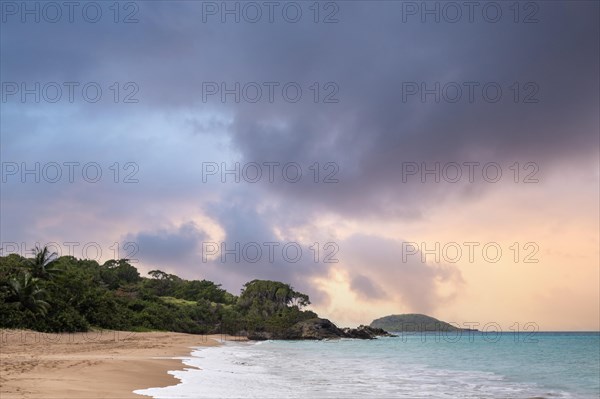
xmin=1 ymin=1 xmax=598 ymax=330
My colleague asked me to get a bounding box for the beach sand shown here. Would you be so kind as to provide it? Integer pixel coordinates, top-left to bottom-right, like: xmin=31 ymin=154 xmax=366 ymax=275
xmin=0 ymin=329 xmax=239 ymax=398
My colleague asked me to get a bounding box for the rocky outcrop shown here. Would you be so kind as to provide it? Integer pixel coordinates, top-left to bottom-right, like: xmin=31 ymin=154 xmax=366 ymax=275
xmin=244 ymin=319 xmax=397 ymax=340
xmin=284 ymin=318 xmax=347 ymax=340
xmin=243 ymin=318 xmax=399 ymax=341
xmin=343 ymin=325 xmax=395 ymax=339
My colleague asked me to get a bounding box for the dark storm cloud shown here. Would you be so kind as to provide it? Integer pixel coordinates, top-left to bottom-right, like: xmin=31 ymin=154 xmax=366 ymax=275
xmin=4 ymin=2 xmax=597 ymax=165
xmin=217 ymin=2 xmax=599 ymax=217
xmin=15 ymin=0 xmax=589 ymax=219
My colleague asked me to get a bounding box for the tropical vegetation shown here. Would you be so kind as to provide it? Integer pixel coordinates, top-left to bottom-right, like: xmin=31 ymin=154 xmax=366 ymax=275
xmin=0 ymin=247 xmax=316 ymax=334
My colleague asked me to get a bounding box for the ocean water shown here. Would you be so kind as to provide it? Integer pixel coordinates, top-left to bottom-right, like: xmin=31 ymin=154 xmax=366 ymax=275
xmin=135 ymin=332 xmax=600 ymax=399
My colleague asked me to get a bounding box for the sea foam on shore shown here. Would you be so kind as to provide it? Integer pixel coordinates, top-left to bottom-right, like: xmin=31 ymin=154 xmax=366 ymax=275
xmin=135 ymin=332 xmax=599 ymax=399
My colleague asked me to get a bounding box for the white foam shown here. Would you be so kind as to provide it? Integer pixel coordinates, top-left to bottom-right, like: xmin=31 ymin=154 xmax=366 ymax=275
xmin=134 ymin=340 xmax=583 ymax=399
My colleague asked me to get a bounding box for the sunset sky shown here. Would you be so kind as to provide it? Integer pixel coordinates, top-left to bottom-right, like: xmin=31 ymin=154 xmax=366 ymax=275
xmin=1 ymin=1 xmax=598 ymax=331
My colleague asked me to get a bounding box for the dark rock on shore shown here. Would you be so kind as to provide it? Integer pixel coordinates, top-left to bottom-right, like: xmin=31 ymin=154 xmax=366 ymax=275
xmin=245 ymin=318 xmax=397 ymax=341
xmin=284 ymin=318 xmax=347 ymax=340
xmin=343 ymin=325 xmax=396 ymax=339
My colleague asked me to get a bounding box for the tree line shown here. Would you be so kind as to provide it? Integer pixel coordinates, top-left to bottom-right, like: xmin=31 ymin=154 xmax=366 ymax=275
xmin=0 ymin=246 xmax=317 ymax=334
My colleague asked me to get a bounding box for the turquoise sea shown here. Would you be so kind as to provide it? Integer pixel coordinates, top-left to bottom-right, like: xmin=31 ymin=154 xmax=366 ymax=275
xmin=136 ymin=332 xmax=600 ymax=398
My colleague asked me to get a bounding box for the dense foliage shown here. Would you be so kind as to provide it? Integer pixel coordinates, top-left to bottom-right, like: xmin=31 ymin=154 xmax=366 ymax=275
xmin=0 ymin=248 xmax=315 ymax=335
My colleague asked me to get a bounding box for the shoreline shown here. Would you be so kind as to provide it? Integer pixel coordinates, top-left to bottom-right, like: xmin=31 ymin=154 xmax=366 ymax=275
xmin=0 ymin=329 xmax=242 ymax=399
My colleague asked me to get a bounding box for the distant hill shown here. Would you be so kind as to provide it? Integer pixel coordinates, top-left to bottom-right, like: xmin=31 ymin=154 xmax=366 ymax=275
xmin=370 ymin=314 xmax=473 ymax=332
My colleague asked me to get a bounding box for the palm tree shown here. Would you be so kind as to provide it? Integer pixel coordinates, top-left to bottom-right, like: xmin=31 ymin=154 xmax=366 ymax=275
xmin=28 ymin=245 xmax=61 ymax=279
xmin=7 ymin=272 xmax=50 ymax=316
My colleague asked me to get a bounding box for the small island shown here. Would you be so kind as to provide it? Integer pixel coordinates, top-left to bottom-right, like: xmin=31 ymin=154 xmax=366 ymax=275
xmin=370 ymin=314 xmax=478 ymax=332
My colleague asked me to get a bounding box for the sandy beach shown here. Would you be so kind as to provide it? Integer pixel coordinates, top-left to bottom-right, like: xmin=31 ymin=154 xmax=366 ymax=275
xmin=0 ymin=329 xmax=238 ymax=399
